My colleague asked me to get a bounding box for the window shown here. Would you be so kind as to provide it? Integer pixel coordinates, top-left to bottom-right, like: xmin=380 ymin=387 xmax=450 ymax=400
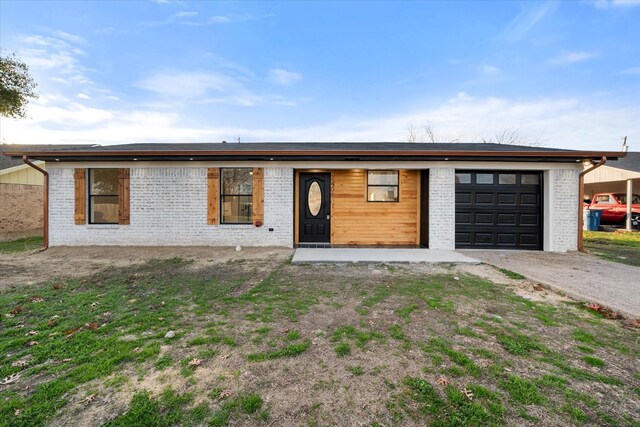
xmin=476 ymin=173 xmax=494 ymax=184
xmin=521 ymin=174 xmax=540 ymax=185
xmin=367 ymin=170 xmax=399 ymax=202
xmin=221 ymin=168 xmax=253 ymax=224
xmin=498 ymin=174 xmax=516 ymax=185
xmin=617 ymin=194 xmax=640 ymax=204
xmin=455 ymin=173 xmax=471 ymax=184
xmin=89 ymin=169 xmax=119 ymax=224
xmin=594 ymin=195 xmax=613 ymax=204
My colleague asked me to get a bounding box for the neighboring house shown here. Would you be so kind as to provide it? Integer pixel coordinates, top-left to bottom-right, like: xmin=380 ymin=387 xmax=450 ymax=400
xmin=3 ymin=143 xmax=623 ymax=252
xmin=583 ymin=151 xmax=639 ymax=199
xmin=0 ymin=144 xmax=92 ymax=242
xmin=0 ymin=145 xmax=45 ymax=241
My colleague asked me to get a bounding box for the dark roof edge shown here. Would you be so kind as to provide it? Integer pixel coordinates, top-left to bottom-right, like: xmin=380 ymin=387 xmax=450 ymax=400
xmin=2 ymin=149 xmax=626 ymax=161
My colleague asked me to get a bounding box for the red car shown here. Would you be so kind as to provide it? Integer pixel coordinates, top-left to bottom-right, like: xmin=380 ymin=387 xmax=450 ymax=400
xmin=588 ymin=193 xmax=640 ymax=227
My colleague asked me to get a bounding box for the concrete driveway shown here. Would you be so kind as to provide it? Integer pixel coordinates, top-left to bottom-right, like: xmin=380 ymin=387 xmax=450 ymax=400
xmin=464 ymin=250 xmax=640 ymax=319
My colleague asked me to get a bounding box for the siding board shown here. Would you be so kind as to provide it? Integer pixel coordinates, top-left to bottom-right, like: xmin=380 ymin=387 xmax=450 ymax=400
xmin=253 ymin=167 xmax=264 ymax=226
xmin=118 ymin=168 xmax=130 ymax=225
xmin=207 ymin=168 xmax=219 ymax=225
xmin=74 ymin=168 xmax=86 ymax=225
xmin=331 ymin=169 xmax=418 ymax=245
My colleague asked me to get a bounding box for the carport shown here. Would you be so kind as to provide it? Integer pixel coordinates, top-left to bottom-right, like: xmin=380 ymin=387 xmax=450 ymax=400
xmin=584 ymin=152 xmax=640 ymax=230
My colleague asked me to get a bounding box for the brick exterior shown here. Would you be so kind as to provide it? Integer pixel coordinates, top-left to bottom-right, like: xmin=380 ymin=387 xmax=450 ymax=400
xmin=49 ymin=167 xmax=294 ymax=247
xmin=428 ymin=168 xmax=456 ymax=250
xmin=47 ymin=164 xmax=581 ymax=252
xmin=0 ymin=183 xmax=44 ymax=241
xmin=548 ymin=168 xmax=580 ymax=252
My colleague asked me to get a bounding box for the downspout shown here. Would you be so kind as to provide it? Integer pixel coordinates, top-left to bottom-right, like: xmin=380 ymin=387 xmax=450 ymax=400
xmin=22 ymin=156 xmax=49 ymax=250
xmin=578 ymin=156 xmax=606 ymax=253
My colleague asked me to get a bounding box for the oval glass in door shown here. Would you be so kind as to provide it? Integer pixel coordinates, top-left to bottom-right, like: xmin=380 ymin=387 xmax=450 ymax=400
xmin=308 ymin=181 xmax=322 ymax=216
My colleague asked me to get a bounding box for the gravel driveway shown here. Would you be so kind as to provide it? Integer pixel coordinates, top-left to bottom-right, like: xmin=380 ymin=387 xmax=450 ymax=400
xmin=464 ymin=250 xmax=640 ymax=319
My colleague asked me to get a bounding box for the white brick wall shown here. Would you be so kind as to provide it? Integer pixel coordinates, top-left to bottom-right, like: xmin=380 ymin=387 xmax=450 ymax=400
xmin=49 ymin=167 xmax=294 ymax=247
xmin=546 ymin=168 xmax=580 ymax=252
xmin=428 ymin=168 xmax=456 ymax=250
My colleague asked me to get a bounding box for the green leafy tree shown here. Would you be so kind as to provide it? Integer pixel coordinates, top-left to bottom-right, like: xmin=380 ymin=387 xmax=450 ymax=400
xmin=0 ymin=52 xmax=38 ymax=118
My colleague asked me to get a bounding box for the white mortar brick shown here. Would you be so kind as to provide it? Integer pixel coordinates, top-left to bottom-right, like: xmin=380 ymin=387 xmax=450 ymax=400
xmin=428 ymin=168 xmax=456 ymax=250
xmin=49 ymin=167 xmax=294 ymax=247
xmin=549 ymin=168 xmax=580 ymax=252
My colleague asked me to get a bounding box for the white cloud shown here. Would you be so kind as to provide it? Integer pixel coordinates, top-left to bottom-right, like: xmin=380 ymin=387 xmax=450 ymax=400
xmin=551 ymin=51 xmax=598 ymax=65
xmin=593 ymin=0 xmax=640 ymax=8
xmin=137 ymin=71 xmax=240 ymax=98
xmin=480 ymin=65 xmax=502 ymax=75
xmin=77 ymin=93 xmax=91 ymax=100
xmin=173 ymin=11 xmax=198 ymax=18
xmin=267 ymin=68 xmax=302 ymax=86
xmin=2 ymin=93 xmax=637 ymax=150
xmin=499 ymin=2 xmax=556 ymax=44
xmin=618 ymin=66 xmax=640 ymax=74
xmin=136 ymin=70 xmax=300 ymax=106
xmin=16 ymin=31 xmax=93 ymax=87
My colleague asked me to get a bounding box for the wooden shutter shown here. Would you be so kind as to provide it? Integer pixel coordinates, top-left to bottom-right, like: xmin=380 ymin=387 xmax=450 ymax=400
xmin=74 ymin=168 xmax=86 ymax=225
xmin=118 ymin=168 xmax=130 ymax=225
xmin=207 ymin=168 xmax=219 ymax=225
xmin=252 ymin=168 xmax=264 ymax=227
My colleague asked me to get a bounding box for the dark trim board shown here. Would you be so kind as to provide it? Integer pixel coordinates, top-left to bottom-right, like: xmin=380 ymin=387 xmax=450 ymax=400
xmin=455 ymin=170 xmax=543 ymax=250
xmin=419 ymin=170 xmax=429 ymax=247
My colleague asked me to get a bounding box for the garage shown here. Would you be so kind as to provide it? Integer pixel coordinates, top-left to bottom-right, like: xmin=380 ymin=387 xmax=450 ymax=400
xmin=455 ymin=170 xmax=543 ymax=249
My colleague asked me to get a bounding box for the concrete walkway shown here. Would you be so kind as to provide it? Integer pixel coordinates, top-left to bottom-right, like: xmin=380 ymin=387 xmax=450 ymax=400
xmin=465 ymin=250 xmax=640 ymax=319
xmin=292 ymin=248 xmax=480 ymax=264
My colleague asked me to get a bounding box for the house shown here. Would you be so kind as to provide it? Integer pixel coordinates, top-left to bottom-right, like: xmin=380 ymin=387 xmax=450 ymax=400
xmin=583 ymin=151 xmax=639 ymax=199
xmin=0 ymin=145 xmax=46 ymax=241
xmin=3 ymin=142 xmax=624 ymax=252
xmin=0 ymin=144 xmax=93 ymax=242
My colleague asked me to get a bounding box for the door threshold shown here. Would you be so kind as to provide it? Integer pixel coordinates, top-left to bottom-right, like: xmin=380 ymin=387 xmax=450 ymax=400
xmin=297 ymin=243 xmax=331 ymax=248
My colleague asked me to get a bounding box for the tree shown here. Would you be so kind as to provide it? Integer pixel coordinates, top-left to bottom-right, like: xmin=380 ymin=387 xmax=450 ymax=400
xmin=0 ymin=52 xmax=38 ymax=118
xmin=405 ymin=123 xmax=461 ymax=143
xmin=478 ymin=128 xmax=544 ymax=146
xmin=404 ymin=123 xmax=544 ymax=146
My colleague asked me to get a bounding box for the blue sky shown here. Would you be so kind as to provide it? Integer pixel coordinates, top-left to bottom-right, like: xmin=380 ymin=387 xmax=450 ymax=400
xmin=1 ymin=0 xmax=639 ymax=149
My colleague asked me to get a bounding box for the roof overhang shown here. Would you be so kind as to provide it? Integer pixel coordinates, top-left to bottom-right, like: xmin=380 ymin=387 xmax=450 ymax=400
xmin=3 ymin=149 xmax=626 ymax=163
xmin=0 ymin=160 xmax=45 ymax=175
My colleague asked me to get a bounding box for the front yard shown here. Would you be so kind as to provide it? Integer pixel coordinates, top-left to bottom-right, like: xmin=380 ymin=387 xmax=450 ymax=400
xmin=0 ymin=251 xmax=638 ymax=426
xmin=583 ymin=230 xmax=640 ymax=267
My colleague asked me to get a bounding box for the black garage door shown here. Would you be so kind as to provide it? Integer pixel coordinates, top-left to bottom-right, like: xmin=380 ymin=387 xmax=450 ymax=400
xmin=455 ymin=171 xmax=542 ymax=249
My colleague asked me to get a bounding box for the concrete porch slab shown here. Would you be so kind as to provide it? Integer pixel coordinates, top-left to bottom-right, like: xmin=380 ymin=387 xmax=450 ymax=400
xmin=292 ymin=248 xmax=481 ymax=264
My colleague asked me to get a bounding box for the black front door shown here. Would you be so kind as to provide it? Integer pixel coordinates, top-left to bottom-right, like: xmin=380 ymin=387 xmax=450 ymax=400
xmin=299 ymin=172 xmax=331 ymax=243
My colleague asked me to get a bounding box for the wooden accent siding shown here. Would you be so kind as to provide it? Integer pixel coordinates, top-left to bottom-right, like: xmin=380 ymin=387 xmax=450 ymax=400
xmin=207 ymin=168 xmax=219 ymax=225
xmin=74 ymin=168 xmax=86 ymax=225
xmin=117 ymin=168 xmax=130 ymax=225
xmin=252 ymin=167 xmax=264 ymax=226
xmin=331 ymin=169 xmax=419 ymax=245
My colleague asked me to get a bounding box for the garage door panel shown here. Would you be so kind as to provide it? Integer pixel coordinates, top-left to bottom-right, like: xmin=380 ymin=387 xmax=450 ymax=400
xmin=455 ymin=171 xmax=542 ymax=250
xmin=455 ymin=192 xmax=471 ymax=204
xmin=497 ymin=233 xmax=516 ymax=245
xmin=497 ymin=193 xmax=517 ymax=205
xmin=456 ymin=212 xmax=471 ymax=224
xmin=475 ymin=213 xmax=494 ymax=224
xmin=497 ymin=213 xmax=516 ymax=225
xmin=520 ymin=193 xmax=539 ymax=205
xmin=475 ymin=193 xmax=495 ymax=204
xmin=520 ymin=213 xmax=539 ymax=226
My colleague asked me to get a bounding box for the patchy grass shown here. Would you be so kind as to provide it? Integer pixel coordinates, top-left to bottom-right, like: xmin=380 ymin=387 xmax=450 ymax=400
xmin=247 ymin=341 xmax=311 ymax=362
xmin=582 ymin=355 xmax=606 ymax=368
xmin=0 ymin=236 xmax=43 ymax=254
xmin=498 ymin=268 xmax=526 ymax=280
xmin=0 ymin=255 xmax=638 ymax=426
xmin=583 ymin=230 xmax=640 ymax=266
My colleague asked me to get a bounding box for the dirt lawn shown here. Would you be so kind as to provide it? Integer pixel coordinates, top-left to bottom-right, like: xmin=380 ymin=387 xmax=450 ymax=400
xmin=0 ymin=247 xmax=639 ymax=426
